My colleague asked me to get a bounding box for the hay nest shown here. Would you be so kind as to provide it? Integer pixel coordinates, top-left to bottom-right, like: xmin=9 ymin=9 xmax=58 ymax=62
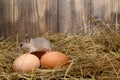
xmin=0 ymin=29 xmax=120 ymax=80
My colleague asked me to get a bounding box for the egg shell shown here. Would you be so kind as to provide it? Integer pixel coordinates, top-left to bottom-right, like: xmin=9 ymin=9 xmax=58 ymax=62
xmin=31 ymin=51 xmax=46 ymax=59
xmin=40 ymin=52 xmax=69 ymax=69
xmin=12 ymin=53 xmax=40 ymax=72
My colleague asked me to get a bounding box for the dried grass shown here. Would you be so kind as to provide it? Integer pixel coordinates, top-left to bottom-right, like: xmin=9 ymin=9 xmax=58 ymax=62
xmin=0 ymin=27 xmax=120 ymax=80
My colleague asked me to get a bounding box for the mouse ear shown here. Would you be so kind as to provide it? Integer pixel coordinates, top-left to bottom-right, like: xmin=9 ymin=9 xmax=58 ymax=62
xmin=23 ymin=34 xmax=31 ymax=43
xmin=24 ymin=34 xmax=30 ymax=39
xmin=24 ymin=39 xmax=30 ymax=43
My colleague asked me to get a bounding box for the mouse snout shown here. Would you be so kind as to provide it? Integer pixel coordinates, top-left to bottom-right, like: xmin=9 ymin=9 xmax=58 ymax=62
xmin=16 ymin=46 xmax=21 ymax=51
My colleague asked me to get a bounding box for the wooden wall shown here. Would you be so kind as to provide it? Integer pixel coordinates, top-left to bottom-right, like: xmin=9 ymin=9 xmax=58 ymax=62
xmin=0 ymin=0 xmax=120 ymax=40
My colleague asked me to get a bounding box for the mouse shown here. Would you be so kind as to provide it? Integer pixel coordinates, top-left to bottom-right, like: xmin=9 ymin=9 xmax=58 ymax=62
xmin=17 ymin=35 xmax=52 ymax=53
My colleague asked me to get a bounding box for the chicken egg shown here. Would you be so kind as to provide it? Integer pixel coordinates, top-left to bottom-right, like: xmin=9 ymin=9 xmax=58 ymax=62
xmin=31 ymin=51 xmax=46 ymax=59
xmin=12 ymin=53 xmax=40 ymax=72
xmin=40 ymin=52 xmax=69 ymax=69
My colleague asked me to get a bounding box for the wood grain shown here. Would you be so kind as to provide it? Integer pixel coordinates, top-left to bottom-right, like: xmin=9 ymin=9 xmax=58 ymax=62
xmin=59 ymin=0 xmax=83 ymax=34
xmin=46 ymin=0 xmax=58 ymax=33
xmin=0 ymin=0 xmax=120 ymax=40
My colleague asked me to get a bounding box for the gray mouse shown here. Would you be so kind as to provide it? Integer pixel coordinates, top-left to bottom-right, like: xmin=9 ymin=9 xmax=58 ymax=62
xmin=17 ymin=35 xmax=52 ymax=53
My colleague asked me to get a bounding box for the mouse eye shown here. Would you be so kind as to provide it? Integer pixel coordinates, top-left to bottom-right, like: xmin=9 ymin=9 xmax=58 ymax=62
xmin=20 ymin=43 xmax=23 ymax=47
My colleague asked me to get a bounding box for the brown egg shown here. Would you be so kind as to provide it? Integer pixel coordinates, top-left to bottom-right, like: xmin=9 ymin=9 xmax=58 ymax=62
xmin=31 ymin=51 xmax=46 ymax=59
xmin=40 ymin=52 xmax=69 ymax=69
xmin=12 ymin=53 xmax=40 ymax=72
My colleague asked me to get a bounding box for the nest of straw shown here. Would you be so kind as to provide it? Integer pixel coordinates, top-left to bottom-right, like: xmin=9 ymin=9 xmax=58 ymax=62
xmin=0 ymin=27 xmax=120 ymax=80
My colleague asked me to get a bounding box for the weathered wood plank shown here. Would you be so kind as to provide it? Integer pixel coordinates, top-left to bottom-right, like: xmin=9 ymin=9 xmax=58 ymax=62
xmin=83 ymin=0 xmax=92 ymax=34
xmin=46 ymin=0 xmax=58 ymax=33
xmin=59 ymin=0 xmax=84 ymax=34
xmin=92 ymin=0 xmax=120 ymax=22
xmin=0 ymin=0 xmax=15 ymax=38
xmin=36 ymin=0 xmax=47 ymax=35
xmin=0 ymin=0 xmax=120 ymax=40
